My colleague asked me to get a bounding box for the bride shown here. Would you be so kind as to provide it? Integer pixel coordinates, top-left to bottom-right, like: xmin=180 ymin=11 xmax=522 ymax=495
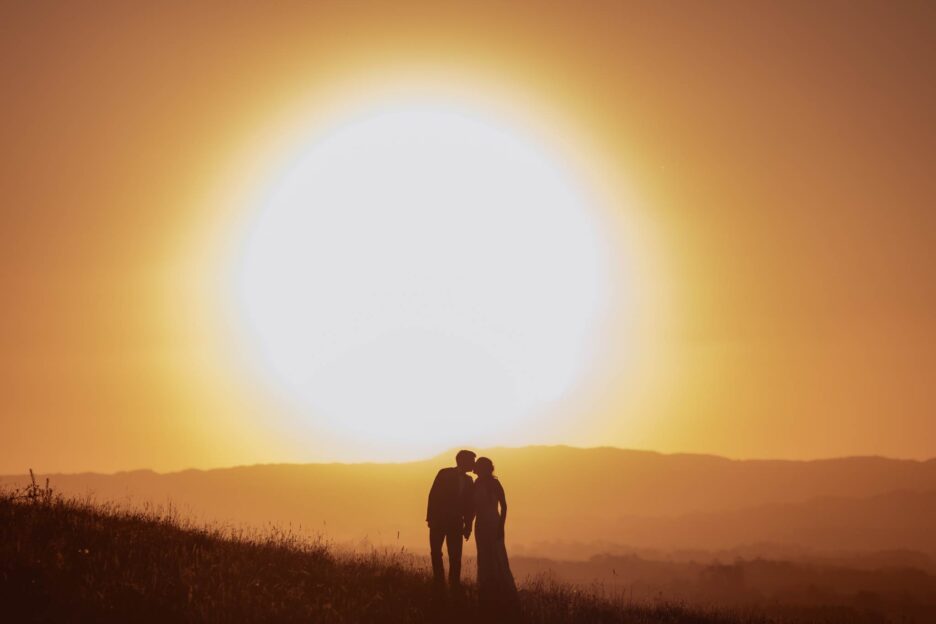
xmin=472 ymin=457 xmax=519 ymax=617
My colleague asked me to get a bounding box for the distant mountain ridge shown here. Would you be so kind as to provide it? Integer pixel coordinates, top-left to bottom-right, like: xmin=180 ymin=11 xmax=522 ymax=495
xmin=3 ymin=446 xmax=935 ymax=557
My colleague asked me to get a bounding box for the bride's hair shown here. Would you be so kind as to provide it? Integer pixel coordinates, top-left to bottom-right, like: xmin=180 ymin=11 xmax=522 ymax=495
xmin=475 ymin=457 xmax=499 ymax=504
xmin=475 ymin=456 xmax=496 ymax=477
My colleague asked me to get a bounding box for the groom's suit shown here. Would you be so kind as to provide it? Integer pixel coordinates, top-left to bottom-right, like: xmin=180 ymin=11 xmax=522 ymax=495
xmin=427 ymin=467 xmax=475 ymax=586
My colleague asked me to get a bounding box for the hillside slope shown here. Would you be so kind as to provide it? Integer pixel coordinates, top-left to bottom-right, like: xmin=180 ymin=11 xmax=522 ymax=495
xmin=0 ymin=491 xmax=780 ymax=624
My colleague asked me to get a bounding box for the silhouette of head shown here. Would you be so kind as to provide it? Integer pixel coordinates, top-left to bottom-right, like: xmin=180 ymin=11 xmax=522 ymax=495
xmin=473 ymin=456 xmax=495 ymax=478
xmin=455 ymin=449 xmax=476 ymax=472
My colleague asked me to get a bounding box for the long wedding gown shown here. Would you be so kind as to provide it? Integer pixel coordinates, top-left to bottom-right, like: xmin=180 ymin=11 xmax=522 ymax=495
xmin=473 ymin=477 xmax=519 ymax=614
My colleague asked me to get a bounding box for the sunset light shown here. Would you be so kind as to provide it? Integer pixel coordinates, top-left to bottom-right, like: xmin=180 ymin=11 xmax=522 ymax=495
xmin=227 ymin=103 xmax=612 ymax=455
xmin=4 ymin=3 xmax=936 ymax=622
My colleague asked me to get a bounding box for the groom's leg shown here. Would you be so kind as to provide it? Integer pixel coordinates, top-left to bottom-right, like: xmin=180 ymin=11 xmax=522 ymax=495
xmin=429 ymin=526 xmax=446 ymax=585
xmin=446 ymin=526 xmax=464 ymax=587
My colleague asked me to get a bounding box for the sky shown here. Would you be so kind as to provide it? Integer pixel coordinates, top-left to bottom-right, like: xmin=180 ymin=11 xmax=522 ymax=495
xmin=1 ymin=1 xmax=934 ymax=474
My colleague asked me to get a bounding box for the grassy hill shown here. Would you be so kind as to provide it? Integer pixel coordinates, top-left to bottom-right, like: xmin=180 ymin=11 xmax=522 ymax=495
xmin=0 ymin=485 xmax=828 ymax=624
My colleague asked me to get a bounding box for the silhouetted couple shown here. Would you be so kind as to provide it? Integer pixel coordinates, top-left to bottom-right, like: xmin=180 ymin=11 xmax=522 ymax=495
xmin=426 ymin=450 xmax=519 ymax=616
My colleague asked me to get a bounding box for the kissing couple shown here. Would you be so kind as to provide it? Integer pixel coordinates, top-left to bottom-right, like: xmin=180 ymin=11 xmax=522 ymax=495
xmin=426 ymin=450 xmax=519 ymax=614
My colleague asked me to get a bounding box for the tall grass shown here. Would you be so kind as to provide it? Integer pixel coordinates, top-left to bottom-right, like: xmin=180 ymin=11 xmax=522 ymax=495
xmin=0 ymin=480 xmax=874 ymax=623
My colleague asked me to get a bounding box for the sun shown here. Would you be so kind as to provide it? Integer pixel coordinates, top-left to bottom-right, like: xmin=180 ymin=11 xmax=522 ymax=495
xmin=228 ymin=101 xmax=610 ymax=457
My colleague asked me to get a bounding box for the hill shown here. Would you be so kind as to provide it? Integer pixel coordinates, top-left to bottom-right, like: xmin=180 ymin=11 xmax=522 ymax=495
xmin=3 ymin=446 xmax=935 ymax=558
xmin=1 ymin=488 xmax=789 ymax=624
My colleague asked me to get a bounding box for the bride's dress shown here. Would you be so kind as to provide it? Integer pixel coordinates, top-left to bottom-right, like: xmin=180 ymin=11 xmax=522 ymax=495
xmin=473 ymin=477 xmax=518 ymax=609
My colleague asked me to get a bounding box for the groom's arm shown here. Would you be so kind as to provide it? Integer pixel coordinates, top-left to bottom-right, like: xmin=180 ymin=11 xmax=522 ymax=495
xmin=426 ymin=469 xmax=444 ymax=525
xmin=462 ymin=478 xmax=476 ymax=539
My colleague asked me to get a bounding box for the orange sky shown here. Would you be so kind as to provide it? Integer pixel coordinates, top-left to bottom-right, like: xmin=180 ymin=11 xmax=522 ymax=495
xmin=2 ymin=1 xmax=935 ymax=473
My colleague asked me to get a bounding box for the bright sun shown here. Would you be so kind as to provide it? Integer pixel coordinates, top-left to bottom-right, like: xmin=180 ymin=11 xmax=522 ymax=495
xmin=231 ymin=102 xmax=609 ymax=456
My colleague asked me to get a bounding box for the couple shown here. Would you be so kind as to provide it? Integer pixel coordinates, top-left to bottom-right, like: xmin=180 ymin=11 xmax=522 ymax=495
xmin=426 ymin=450 xmax=519 ymax=612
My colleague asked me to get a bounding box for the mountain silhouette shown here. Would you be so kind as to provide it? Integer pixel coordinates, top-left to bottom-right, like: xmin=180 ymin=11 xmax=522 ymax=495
xmin=3 ymin=446 xmax=935 ymax=557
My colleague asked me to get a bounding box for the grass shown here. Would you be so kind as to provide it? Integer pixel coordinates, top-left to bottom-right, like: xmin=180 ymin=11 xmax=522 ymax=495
xmin=0 ymin=477 xmax=874 ymax=623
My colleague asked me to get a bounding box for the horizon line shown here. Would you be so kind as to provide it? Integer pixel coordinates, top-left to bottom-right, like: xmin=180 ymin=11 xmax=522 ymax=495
xmin=4 ymin=443 xmax=934 ymax=479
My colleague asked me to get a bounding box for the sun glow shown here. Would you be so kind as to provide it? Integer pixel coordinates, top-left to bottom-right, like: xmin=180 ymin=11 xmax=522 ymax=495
xmin=225 ymin=99 xmax=615 ymax=457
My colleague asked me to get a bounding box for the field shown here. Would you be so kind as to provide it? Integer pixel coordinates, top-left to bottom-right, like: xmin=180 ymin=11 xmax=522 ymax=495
xmin=0 ymin=481 xmax=896 ymax=623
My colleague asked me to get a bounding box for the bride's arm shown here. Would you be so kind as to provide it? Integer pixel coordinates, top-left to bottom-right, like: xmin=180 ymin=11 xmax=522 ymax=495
xmin=497 ymin=481 xmax=507 ymax=539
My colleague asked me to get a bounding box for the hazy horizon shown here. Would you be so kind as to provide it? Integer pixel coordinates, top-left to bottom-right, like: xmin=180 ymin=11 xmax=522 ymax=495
xmin=6 ymin=445 xmax=936 ymax=565
xmin=5 ymin=442 xmax=936 ymax=478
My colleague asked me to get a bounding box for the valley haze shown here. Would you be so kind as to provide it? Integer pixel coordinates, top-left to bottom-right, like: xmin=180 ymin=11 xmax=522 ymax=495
xmin=5 ymin=445 xmax=935 ymax=561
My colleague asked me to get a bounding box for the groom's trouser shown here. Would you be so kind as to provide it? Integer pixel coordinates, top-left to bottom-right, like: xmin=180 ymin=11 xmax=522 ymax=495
xmin=429 ymin=525 xmax=463 ymax=586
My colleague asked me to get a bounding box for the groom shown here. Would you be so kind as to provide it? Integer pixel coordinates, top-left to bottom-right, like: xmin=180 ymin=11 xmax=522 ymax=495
xmin=426 ymin=449 xmax=476 ymax=590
